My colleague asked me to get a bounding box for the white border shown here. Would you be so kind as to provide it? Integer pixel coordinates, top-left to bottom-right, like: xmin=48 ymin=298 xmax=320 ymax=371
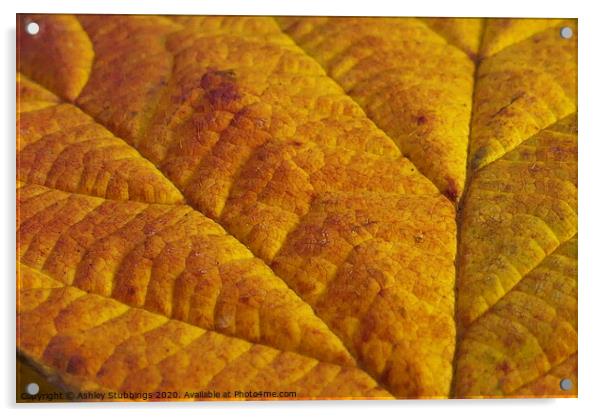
xmin=3 ymin=1 xmax=601 ymax=416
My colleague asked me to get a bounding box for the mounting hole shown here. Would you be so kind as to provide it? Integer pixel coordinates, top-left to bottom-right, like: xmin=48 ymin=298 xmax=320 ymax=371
xmin=25 ymin=382 xmax=39 ymax=395
xmin=25 ymin=21 xmax=40 ymax=36
xmin=559 ymin=378 xmax=573 ymax=391
xmin=560 ymin=26 xmax=573 ymax=39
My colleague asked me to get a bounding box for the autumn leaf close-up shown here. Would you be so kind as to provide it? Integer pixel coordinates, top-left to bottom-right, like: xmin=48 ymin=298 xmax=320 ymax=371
xmin=16 ymin=14 xmax=577 ymax=401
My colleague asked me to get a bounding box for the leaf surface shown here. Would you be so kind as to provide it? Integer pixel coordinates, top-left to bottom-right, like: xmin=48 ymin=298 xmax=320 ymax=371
xmin=16 ymin=15 xmax=577 ymax=399
xmin=18 ymin=261 xmax=389 ymax=398
xmin=278 ymin=17 xmax=476 ymax=200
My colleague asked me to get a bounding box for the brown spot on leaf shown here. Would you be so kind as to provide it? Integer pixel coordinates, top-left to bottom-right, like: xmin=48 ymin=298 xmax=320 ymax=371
xmin=200 ymin=67 xmax=241 ymax=108
xmin=444 ymin=177 xmax=459 ymax=202
xmin=414 ymin=231 xmax=425 ymax=243
xmin=66 ymin=355 xmax=88 ymax=376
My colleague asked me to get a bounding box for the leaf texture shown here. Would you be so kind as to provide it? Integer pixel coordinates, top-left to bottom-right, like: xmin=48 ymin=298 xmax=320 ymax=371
xmin=18 ymin=261 xmax=390 ymax=399
xmin=16 ymin=14 xmax=577 ymax=400
xmin=17 ymin=75 xmax=184 ymax=204
xmin=455 ymin=115 xmax=577 ymax=397
xmin=278 ymin=17 xmax=476 ymax=201
xmin=422 ymin=18 xmax=483 ymax=57
xmin=469 ymin=19 xmax=577 ymax=171
xmin=17 ymin=14 xmax=93 ymax=101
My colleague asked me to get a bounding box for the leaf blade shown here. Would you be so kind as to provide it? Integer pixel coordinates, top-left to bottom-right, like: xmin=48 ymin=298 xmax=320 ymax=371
xmin=18 ymin=263 xmax=392 ymax=399
xmin=455 ymin=115 xmax=577 ymax=397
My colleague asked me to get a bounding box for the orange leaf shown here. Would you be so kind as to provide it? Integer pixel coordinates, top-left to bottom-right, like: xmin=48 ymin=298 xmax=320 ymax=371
xmin=16 ymin=15 xmax=577 ymax=400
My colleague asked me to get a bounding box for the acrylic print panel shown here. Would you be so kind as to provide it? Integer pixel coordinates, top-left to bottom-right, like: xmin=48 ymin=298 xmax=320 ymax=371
xmin=16 ymin=14 xmax=577 ymax=402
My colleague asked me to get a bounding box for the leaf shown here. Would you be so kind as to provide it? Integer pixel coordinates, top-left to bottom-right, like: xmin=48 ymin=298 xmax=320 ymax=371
xmin=17 ymin=75 xmax=184 ymax=204
xmin=16 ymin=15 xmax=577 ymax=399
xmin=454 ymin=117 xmax=577 ymax=398
xmin=17 ymin=14 xmax=93 ymax=101
xmin=455 ymin=236 xmax=577 ymax=397
xmin=17 ymin=260 xmax=389 ymax=398
xmin=422 ymin=18 xmax=484 ymax=58
xmin=480 ymin=18 xmax=576 ymax=57
xmin=278 ymin=17 xmax=476 ymax=201
xmin=469 ymin=23 xmax=577 ymax=171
